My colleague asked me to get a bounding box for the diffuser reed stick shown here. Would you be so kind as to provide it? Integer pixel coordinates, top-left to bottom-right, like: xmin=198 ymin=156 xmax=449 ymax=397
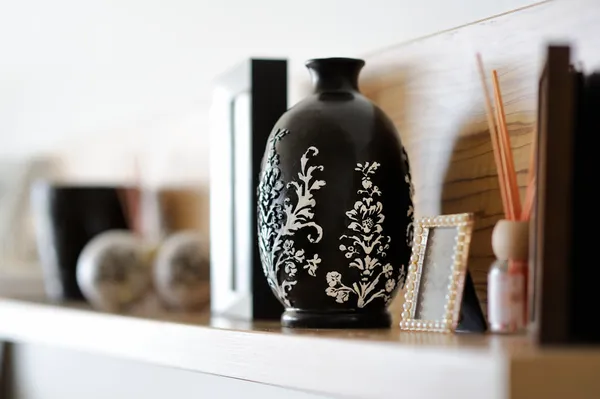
xmin=492 ymin=70 xmax=521 ymax=220
xmin=521 ymin=125 xmax=537 ymax=221
xmin=118 ymin=156 xmax=142 ymax=235
xmin=476 ymin=54 xmax=510 ymax=219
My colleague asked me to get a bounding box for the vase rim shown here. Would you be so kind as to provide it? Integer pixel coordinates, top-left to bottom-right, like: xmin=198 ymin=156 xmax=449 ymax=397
xmin=305 ymin=57 xmax=366 ymax=68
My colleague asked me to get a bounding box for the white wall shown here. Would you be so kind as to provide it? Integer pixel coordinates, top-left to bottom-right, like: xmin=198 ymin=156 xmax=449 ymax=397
xmin=0 ymin=0 xmax=537 ymax=185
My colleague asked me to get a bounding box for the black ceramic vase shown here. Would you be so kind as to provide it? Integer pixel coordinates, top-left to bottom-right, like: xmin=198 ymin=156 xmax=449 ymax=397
xmin=257 ymin=58 xmax=414 ymax=328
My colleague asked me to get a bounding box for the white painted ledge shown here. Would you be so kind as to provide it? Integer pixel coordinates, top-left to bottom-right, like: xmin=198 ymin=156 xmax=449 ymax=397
xmin=0 ymin=297 xmax=598 ymax=399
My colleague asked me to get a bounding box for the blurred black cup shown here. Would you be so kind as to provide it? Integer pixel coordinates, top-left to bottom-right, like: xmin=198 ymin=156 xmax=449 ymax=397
xmin=31 ymin=182 xmax=129 ymax=301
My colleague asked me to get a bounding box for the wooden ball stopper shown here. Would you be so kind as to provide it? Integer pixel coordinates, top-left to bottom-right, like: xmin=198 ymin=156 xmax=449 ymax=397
xmin=491 ymin=220 xmax=529 ymax=261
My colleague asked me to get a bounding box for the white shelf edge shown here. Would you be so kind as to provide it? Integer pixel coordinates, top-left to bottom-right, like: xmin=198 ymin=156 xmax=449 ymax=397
xmin=0 ymin=298 xmax=504 ymax=399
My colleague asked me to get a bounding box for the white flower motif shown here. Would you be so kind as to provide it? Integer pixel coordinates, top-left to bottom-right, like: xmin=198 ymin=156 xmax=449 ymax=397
xmin=257 ymin=129 xmax=326 ymax=307
xmin=303 ymin=254 xmax=321 ymax=277
xmin=385 ymin=279 xmax=396 ymax=293
xmin=402 ymin=147 xmax=415 ymax=250
xmin=346 ymin=199 xmax=384 ymax=234
xmin=405 ymin=174 xmax=415 ymax=199
xmin=283 ymin=239 xmax=294 ymax=255
xmin=328 ymin=161 xmax=403 ymax=308
xmin=327 ymin=271 xmax=342 ymax=287
xmin=335 ymin=291 xmax=350 ymax=303
xmin=383 ymin=264 xmax=393 ymax=278
xmin=398 ymin=265 xmax=406 ymax=285
xmin=285 ymin=262 xmax=297 ymax=278
xmin=294 ymin=249 xmax=305 ymax=263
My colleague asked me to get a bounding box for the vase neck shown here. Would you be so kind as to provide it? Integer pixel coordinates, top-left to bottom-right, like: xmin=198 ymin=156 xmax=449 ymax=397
xmin=306 ymin=58 xmax=364 ymax=93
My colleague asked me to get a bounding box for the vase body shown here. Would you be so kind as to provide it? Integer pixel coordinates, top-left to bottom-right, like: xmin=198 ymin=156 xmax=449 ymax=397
xmin=257 ymin=58 xmax=414 ymax=328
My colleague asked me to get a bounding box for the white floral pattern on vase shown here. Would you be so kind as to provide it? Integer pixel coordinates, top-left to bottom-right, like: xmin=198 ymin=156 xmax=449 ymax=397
xmin=326 ymin=162 xmax=405 ymax=308
xmin=257 ymin=128 xmax=326 ymax=307
xmin=402 ymin=147 xmax=415 ymax=247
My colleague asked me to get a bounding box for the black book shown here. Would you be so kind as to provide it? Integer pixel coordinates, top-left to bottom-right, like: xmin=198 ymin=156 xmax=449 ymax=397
xmin=534 ymin=45 xmax=600 ymax=345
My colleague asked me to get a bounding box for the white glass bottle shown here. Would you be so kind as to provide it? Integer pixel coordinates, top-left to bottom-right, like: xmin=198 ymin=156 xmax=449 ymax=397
xmin=488 ymin=220 xmax=529 ymax=334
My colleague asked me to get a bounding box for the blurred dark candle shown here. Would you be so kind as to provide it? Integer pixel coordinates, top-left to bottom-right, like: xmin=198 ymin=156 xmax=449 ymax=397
xmin=30 ymin=182 xmax=129 ymax=301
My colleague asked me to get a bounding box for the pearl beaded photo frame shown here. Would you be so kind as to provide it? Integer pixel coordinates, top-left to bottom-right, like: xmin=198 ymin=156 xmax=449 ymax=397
xmin=399 ymin=213 xmax=474 ymax=333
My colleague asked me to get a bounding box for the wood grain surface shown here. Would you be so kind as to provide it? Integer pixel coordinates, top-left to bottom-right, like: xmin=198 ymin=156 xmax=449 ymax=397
xmin=158 ymin=187 xmax=209 ymax=235
xmin=359 ymin=0 xmax=600 ymax=319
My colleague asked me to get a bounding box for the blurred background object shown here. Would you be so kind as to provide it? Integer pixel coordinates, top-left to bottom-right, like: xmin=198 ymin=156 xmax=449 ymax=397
xmin=209 ymin=59 xmax=286 ymax=321
xmin=76 ymin=230 xmax=152 ymax=312
xmin=153 ymin=230 xmax=210 ymax=311
xmin=5 ymin=149 xmax=209 ymax=310
xmin=158 ymin=187 xmax=208 ymax=237
xmin=0 ymin=158 xmax=58 ymax=297
xmin=31 ymin=183 xmax=130 ymax=301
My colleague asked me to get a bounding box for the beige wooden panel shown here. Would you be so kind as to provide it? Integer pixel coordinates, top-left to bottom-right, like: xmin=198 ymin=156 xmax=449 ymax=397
xmin=360 ymin=0 xmax=600 ymax=318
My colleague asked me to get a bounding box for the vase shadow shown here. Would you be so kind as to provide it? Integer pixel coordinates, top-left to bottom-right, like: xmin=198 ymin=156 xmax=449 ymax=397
xmin=440 ymin=113 xmax=535 ymax=326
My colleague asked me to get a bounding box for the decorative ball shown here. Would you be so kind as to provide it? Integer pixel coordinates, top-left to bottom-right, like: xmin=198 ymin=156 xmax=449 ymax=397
xmin=153 ymin=231 xmax=210 ymax=310
xmin=76 ymin=230 xmax=151 ymax=312
xmin=491 ymin=219 xmax=529 ymax=261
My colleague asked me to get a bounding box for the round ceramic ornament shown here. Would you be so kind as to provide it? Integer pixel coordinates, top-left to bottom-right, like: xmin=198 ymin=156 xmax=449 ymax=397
xmin=76 ymin=230 xmax=152 ymax=312
xmin=153 ymin=231 xmax=210 ymax=310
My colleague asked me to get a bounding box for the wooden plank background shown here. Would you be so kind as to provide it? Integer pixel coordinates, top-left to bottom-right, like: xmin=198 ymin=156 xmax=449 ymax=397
xmin=359 ymin=0 xmax=600 ymax=319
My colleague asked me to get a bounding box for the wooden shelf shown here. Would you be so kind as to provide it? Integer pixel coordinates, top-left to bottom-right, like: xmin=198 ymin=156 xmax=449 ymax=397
xmin=0 ymin=297 xmax=599 ymax=399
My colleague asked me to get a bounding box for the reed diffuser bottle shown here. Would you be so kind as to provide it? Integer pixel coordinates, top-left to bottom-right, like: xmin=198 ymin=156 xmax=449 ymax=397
xmin=476 ymin=54 xmax=536 ymax=334
xmin=488 ymin=220 xmax=529 ymax=333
